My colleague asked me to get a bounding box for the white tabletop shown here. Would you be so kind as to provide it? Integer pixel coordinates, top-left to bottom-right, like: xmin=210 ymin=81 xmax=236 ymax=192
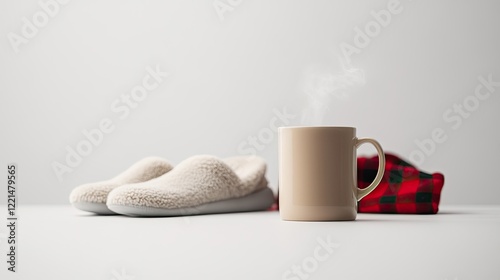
xmin=1 ymin=205 xmax=499 ymax=280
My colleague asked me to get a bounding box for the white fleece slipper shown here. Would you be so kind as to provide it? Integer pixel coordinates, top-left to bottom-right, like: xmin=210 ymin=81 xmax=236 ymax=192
xmin=106 ymin=155 xmax=275 ymax=216
xmin=69 ymin=157 xmax=174 ymax=215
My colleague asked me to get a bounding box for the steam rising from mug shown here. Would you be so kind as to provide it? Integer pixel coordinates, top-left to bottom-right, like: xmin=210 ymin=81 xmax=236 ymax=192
xmin=301 ymin=57 xmax=365 ymax=125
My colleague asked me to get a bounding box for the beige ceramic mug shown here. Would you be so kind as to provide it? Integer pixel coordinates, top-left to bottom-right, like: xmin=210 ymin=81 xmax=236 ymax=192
xmin=279 ymin=126 xmax=385 ymax=221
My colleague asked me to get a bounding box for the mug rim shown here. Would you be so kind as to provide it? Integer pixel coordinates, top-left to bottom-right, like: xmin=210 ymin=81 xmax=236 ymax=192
xmin=279 ymin=126 xmax=355 ymax=130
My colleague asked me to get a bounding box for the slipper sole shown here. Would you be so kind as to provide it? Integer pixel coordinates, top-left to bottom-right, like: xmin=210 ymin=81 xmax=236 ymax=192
xmin=107 ymin=187 xmax=275 ymax=217
xmin=72 ymin=201 xmax=117 ymax=215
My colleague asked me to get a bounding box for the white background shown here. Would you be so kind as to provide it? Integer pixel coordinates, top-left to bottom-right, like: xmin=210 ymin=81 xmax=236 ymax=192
xmin=1 ymin=0 xmax=499 ymax=205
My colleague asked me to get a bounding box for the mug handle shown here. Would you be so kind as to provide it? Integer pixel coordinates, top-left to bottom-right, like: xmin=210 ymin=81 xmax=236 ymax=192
xmin=355 ymin=138 xmax=386 ymax=201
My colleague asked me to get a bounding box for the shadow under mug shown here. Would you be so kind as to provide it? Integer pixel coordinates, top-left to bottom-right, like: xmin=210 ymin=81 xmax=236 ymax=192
xmin=278 ymin=126 xmax=385 ymax=221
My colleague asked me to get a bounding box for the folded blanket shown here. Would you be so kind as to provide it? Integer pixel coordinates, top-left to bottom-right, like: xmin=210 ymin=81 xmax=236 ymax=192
xmin=275 ymin=153 xmax=445 ymax=214
xmin=357 ymin=153 xmax=444 ymax=214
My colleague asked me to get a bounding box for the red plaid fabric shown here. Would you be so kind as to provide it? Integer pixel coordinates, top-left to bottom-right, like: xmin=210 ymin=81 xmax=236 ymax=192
xmin=273 ymin=153 xmax=444 ymax=214
xmin=357 ymin=153 xmax=444 ymax=214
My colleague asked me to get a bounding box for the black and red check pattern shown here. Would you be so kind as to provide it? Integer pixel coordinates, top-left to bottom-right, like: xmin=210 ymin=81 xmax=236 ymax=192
xmin=357 ymin=153 xmax=444 ymax=214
